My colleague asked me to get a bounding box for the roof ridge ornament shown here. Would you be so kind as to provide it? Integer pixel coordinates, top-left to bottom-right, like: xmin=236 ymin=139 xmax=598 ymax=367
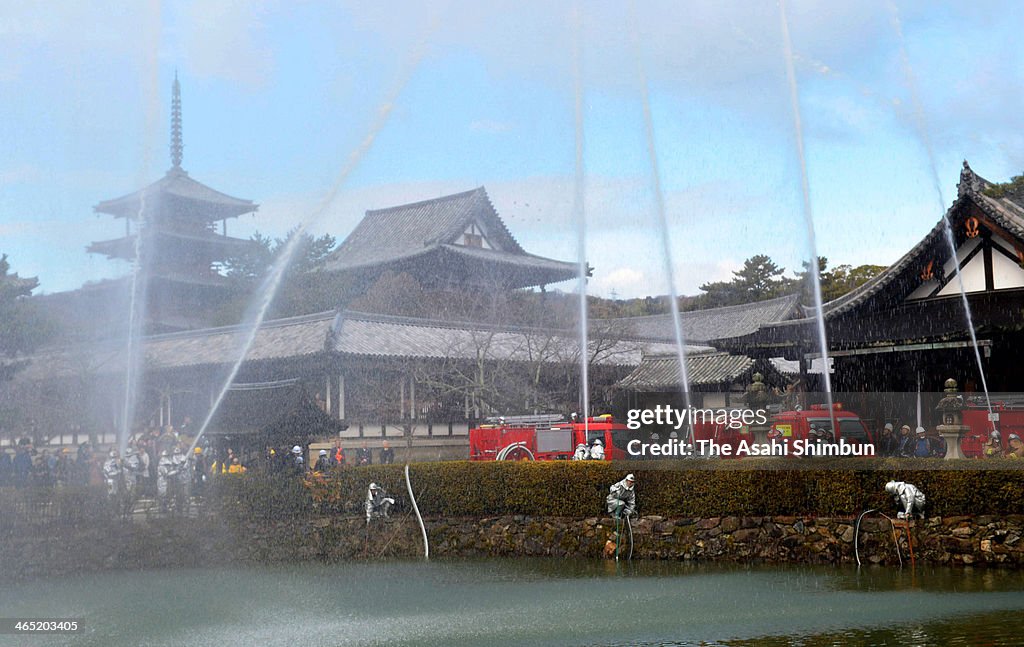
xmin=958 ymin=159 xmax=976 ymax=197
xmin=171 ymin=71 xmax=183 ymax=170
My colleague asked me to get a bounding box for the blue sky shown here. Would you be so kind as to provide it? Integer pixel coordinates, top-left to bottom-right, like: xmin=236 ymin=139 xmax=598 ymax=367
xmin=1 ymin=1 xmax=1022 ymax=298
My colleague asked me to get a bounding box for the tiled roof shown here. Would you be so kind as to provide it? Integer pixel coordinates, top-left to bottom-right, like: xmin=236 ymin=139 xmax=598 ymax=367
xmin=145 ymin=312 xmax=334 ymax=368
xmin=331 ymin=311 xmax=679 ymax=366
xmin=711 ymin=162 xmax=1024 ymax=352
xmin=321 ymin=187 xmax=575 ymax=286
xmin=617 ymin=351 xmax=756 ymax=390
xmin=15 ymin=312 xmax=335 ymax=380
xmin=602 ymin=294 xmax=802 ymax=344
xmin=88 ymin=229 xmax=255 ymax=259
xmin=817 ymin=161 xmax=1024 ymax=319
xmin=325 ymin=187 xmax=521 ymax=270
xmin=94 ymin=168 xmax=256 ymax=220
xmin=437 ymin=244 xmax=577 ymax=274
xmin=16 ymin=310 xmax=693 ymax=382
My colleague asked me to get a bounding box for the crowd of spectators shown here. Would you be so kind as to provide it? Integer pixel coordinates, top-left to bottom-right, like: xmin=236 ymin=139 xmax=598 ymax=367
xmin=0 ymin=439 xmax=104 ymax=489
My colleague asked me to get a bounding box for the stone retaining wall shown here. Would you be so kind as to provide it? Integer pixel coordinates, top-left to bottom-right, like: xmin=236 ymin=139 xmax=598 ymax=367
xmin=3 ymin=513 xmax=1022 ymax=581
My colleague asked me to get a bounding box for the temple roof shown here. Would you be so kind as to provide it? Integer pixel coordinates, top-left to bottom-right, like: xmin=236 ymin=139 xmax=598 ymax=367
xmin=616 ymin=351 xmax=757 ymax=390
xmin=599 ymin=294 xmax=802 ymax=344
xmin=714 ymin=162 xmax=1024 ymax=352
xmin=94 ymin=168 xmax=257 ymax=221
xmin=87 ymin=228 xmax=256 ymax=260
xmin=328 ymin=310 xmax=691 ymax=365
xmin=322 ymin=187 xmax=576 ymax=288
xmin=806 ymin=162 xmax=1024 ymax=320
xmin=14 ymin=309 xmax=694 ymax=381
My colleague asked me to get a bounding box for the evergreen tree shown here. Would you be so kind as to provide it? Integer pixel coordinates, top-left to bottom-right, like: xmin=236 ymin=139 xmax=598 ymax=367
xmin=0 ymin=254 xmax=49 ymax=381
xmin=692 ymin=254 xmax=791 ymax=308
xmin=216 ymin=229 xmax=343 ymax=321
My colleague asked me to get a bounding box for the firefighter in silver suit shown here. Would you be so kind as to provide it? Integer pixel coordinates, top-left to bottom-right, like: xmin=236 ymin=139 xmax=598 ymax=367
xmin=885 ymin=480 xmax=926 ymax=519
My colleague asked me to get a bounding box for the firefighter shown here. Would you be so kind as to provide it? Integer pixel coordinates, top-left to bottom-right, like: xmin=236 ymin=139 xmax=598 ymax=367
xmin=192 ymin=447 xmax=208 ymax=496
xmin=606 ymin=473 xmax=636 ymax=519
xmin=885 ymin=480 xmax=925 ymax=519
xmin=103 ymin=450 xmax=122 ymax=498
xmin=809 ymin=424 xmax=834 ymax=445
xmin=157 ymin=449 xmax=175 ymax=504
xmin=897 ymin=425 xmax=915 ymax=457
xmin=1007 ymin=434 xmax=1024 ymax=459
xmin=290 ymin=445 xmax=306 ymax=473
xmin=365 ymin=482 xmax=395 ymax=523
xmin=122 ymin=446 xmax=142 ymax=495
xmin=314 ymin=449 xmax=334 ymax=472
xmin=171 ymin=446 xmax=190 ymax=499
xmin=572 ymin=443 xmax=589 ymax=461
xmin=589 ymin=438 xmax=605 ymax=460
xmin=878 ymin=423 xmax=898 ymax=457
xmin=983 ymin=430 xmax=1003 ymax=458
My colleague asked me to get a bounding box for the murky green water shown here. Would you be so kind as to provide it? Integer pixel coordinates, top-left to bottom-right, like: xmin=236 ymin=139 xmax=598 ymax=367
xmin=1 ymin=560 xmax=1023 ymax=646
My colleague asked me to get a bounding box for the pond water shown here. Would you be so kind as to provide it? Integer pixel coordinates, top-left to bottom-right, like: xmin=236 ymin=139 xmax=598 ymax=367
xmin=2 ymin=559 xmax=1023 ymax=646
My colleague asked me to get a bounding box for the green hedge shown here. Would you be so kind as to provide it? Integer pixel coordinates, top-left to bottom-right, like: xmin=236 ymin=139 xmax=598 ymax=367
xmin=218 ymin=460 xmax=1024 ymax=520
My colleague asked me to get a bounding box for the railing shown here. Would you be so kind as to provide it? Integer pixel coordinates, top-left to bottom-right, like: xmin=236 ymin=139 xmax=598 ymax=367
xmin=0 ymin=486 xmax=113 ymax=530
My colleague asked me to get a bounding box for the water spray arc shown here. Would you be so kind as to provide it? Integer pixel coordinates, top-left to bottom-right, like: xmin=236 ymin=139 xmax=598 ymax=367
xmin=188 ymin=25 xmax=435 ymax=454
xmin=117 ymin=29 xmax=162 ymax=456
xmin=627 ymin=0 xmax=694 ymax=423
xmin=778 ymin=0 xmax=835 ymax=419
xmin=571 ymin=4 xmax=590 ymax=435
xmin=887 ymin=2 xmax=994 ymax=426
xmin=119 ymin=190 xmax=151 ymax=456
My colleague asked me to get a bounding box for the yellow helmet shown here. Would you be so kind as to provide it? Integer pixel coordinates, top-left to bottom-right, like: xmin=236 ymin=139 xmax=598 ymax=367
xmin=194 ymin=447 xmax=202 ymax=455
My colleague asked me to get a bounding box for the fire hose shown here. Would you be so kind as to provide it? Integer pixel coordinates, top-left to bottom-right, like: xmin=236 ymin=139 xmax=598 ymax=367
xmin=854 ymin=508 xmax=903 ymax=568
xmin=405 ymin=464 xmax=429 ymax=560
xmin=496 ymin=442 xmax=534 ymax=461
xmin=626 ymin=513 xmax=634 ymax=560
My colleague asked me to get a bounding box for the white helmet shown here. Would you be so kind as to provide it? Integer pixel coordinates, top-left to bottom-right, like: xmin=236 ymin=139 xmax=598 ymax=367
xmin=990 ymin=430 xmax=1001 ymax=440
xmin=593 ymin=439 xmax=603 ymax=446
xmin=292 ymin=445 xmax=302 ymax=454
xmin=625 ymin=473 xmax=635 ymax=482
xmin=319 ymin=449 xmax=328 ymax=456
xmin=916 ymin=426 xmax=926 ymax=435
xmin=884 ymin=481 xmax=897 ymax=494
xmin=369 ymin=482 xmax=379 ymax=490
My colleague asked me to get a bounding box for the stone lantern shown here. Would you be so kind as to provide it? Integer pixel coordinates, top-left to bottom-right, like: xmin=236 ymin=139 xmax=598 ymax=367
xmin=745 ymin=372 xmax=771 ymax=444
xmin=936 ymin=378 xmax=968 ymax=459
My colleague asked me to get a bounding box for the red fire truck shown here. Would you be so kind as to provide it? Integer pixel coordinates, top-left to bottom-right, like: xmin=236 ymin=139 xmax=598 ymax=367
xmin=468 ymin=414 xmax=636 ymax=461
xmin=960 ymin=396 xmax=1024 ymax=457
xmin=766 ymin=403 xmax=876 ymax=453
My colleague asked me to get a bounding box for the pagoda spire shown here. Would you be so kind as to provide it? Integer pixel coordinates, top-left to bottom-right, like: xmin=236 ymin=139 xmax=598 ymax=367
xmin=171 ymin=71 xmax=183 ymax=170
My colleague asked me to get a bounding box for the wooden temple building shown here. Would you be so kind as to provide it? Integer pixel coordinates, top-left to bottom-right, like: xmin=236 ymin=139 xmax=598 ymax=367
xmin=86 ymin=75 xmax=258 ymax=333
xmin=616 ymin=162 xmax=1024 ymax=426
xmin=713 ymin=162 xmax=1024 ymax=395
xmin=321 ymin=186 xmax=577 ymax=292
xmin=9 ymin=102 xmax=1024 ymax=452
xmin=612 ymin=295 xmax=804 ymax=409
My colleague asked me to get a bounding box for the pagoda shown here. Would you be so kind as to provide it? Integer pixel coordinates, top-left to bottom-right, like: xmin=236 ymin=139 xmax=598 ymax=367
xmin=88 ymin=74 xmax=258 ymax=332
